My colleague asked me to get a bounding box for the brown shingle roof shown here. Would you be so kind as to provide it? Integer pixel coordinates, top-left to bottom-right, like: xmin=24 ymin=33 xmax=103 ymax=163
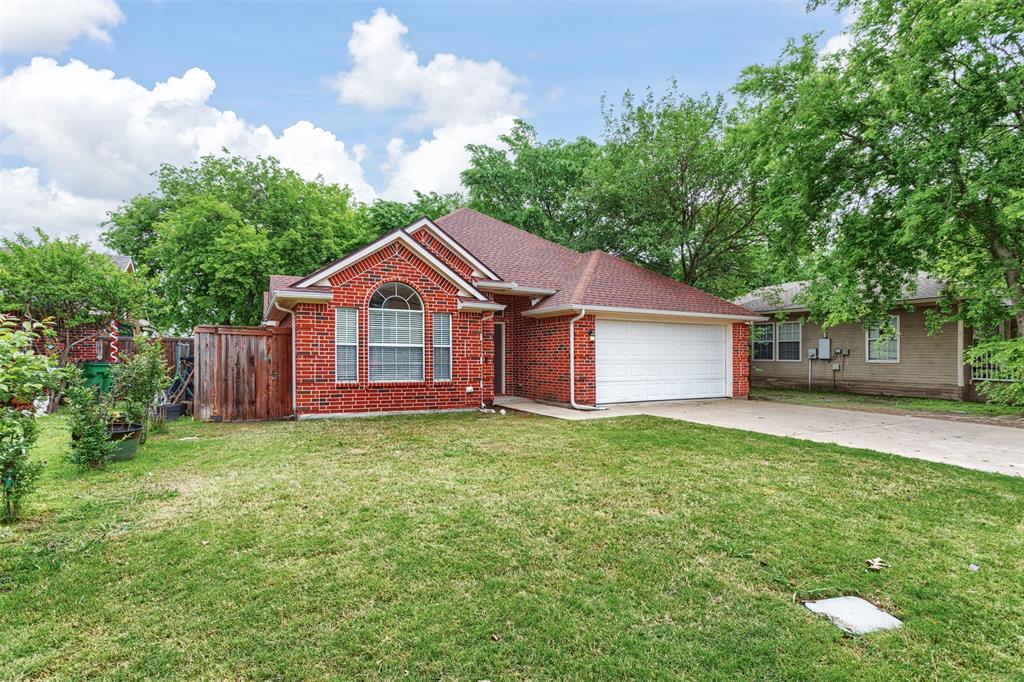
xmin=435 ymin=208 xmax=757 ymax=318
xmin=269 ymin=275 xmax=303 ymax=295
xmin=434 ymin=208 xmax=582 ymax=290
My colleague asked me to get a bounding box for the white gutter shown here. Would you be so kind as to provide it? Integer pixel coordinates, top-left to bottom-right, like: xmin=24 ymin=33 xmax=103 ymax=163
xmin=272 ymin=300 xmax=297 ymax=418
xmin=568 ymin=308 xmax=604 ymax=411
xmin=458 ymin=299 xmax=506 ymax=312
xmin=475 ymin=281 xmax=557 ymax=296
xmin=524 ymin=304 xmax=766 ymax=323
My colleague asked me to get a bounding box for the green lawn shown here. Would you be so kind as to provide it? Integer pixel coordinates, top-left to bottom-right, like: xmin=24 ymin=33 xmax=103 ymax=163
xmin=3 ymin=414 xmax=1023 ymax=679
xmin=751 ymin=386 xmax=1024 ymax=419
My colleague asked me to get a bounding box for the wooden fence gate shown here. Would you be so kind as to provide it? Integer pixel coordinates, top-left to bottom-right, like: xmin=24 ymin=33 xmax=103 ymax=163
xmin=194 ymin=326 xmax=292 ymax=422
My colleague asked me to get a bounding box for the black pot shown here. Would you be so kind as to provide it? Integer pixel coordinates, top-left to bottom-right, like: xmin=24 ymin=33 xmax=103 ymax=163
xmin=160 ymin=403 xmax=184 ymax=422
xmin=108 ymin=423 xmax=144 ymax=461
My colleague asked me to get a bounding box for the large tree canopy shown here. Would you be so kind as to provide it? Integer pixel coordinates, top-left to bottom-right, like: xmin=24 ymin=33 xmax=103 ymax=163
xmin=735 ymin=0 xmax=1024 ymax=335
xmin=0 ymin=231 xmax=150 ymax=367
xmin=103 ymin=153 xmax=374 ymax=330
xmin=462 ymin=120 xmax=598 ymax=248
xmin=363 ymin=191 xmax=465 ymax=235
xmin=583 ymin=88 xmax=774 ymax=299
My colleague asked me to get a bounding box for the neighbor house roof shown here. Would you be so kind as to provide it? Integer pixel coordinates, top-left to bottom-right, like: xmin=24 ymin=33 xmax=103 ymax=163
xmin=435 ymin=208 xmax=760 ymax=319
xmin=107 ymin=254 xmax=135 ymax=273
xmin=736 ymin=272 xmax=948 ymax=313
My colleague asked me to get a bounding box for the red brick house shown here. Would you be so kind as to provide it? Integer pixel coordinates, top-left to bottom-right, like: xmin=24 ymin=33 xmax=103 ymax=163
xmin=262 ymin=208 xmax=762 ymax=417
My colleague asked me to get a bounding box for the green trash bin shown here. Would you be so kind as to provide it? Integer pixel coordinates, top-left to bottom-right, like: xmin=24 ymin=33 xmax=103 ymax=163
xmin=81 ymin=361 xmax=113 ymax=394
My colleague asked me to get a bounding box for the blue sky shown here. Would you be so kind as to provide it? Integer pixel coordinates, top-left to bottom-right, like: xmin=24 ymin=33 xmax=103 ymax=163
xmin=0 ymin=1 xmax=846 ymax=242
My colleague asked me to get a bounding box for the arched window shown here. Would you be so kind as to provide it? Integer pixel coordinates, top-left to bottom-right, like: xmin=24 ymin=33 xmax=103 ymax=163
xmin=368 ymin=283 xmax=424 ymax=381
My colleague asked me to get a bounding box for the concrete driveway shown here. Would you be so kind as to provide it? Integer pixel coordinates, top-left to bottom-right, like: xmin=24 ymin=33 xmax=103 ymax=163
xmin=497 ymin=398 xmax=1024 ymax=477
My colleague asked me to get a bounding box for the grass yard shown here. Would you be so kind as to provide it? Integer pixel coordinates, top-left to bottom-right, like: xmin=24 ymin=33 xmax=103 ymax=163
xmin=3 ymin=413 xmax=1023 ymax=679
xmin=751 ymin=386 xmax=1024 ymax=420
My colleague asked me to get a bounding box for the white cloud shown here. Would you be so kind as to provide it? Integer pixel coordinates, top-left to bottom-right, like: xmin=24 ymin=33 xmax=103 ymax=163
xmin=0 ymin=8 xmax=528 ymax=242
xmin=331 ymin=8 xmax=524 ymax=199
xmin=0 ymin=167 xmax=117 ymax=242
xmin=331 ymin=8 xmax=525 ymax=130
xmin=0 ymin=0 xmax=124 ymax=54
xmin=380 ymin=117 xmax=516 ymax=201
xmin=821 ymin=9 xmax=859 ymax=56
xmin=0 ymin=58 xmax=374 ymax=241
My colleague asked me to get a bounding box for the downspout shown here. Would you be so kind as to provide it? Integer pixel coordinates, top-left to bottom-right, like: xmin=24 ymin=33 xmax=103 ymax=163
xmin=272 ymin=301 xmax=297 ymax=418
xmin=480 ymin=312 xmax=494 ymax=409
xmin=569 ymin=308 xmax=604 ymax=411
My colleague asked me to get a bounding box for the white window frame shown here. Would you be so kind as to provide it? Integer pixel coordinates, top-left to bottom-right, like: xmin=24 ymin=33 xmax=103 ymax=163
xmin=866 ymin=315 xmax=900 ymax=364
xmin=752 ymin=322 xmax=775 ymax=361
xmin=776 ymin=321 xmax=802 ymax=362
xmin=368 ymin=283 xmax=425 ymax=383
xmin=335 ymin=307 xmax=358 ymax=383
xmin=432 ymin=312 xmax=452 ymax=382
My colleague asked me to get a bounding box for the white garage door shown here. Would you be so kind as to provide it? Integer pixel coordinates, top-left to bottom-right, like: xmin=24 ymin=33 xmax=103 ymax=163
xmin=595 ymin=319 xmax=728 ymax=404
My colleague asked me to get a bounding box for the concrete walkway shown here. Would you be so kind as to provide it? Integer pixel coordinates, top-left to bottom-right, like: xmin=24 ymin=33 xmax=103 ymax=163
xmin=495 ymin=397 xmax=1024 ymax=478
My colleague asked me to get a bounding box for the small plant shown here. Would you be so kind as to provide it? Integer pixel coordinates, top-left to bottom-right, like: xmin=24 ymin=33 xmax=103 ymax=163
xmin=65 ymin=367 xmax=114 ymax=469
xmin=0 ymin=315 xmax=58 ymax=523
xmin=111 ymin=336 xmax=171 ymax=444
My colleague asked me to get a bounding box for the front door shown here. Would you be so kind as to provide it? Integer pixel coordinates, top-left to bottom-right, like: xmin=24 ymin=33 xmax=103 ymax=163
xmin=494 ymin=322 xmax=505 ymax=394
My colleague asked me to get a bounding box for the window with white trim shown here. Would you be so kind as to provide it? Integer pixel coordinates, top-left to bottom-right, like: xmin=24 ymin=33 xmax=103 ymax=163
xmin=752 ymin=322 xmax=774 ymax=360
xmin=335 ymin=307 xmax=357 ymax=382
xmin=432 ymin=313 xmax=451 ymax=381
xmin=368 ymin=283 xmax=424 ymax=381
xmin=777 ymin=321 xmax=802 ymax=361
xmin=866 ymin=315 xmax=900 ymax=362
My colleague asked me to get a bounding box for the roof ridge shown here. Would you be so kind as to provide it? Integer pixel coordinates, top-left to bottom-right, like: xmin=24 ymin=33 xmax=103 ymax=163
xmin=570 ymin=251 xmax=602 ymax=302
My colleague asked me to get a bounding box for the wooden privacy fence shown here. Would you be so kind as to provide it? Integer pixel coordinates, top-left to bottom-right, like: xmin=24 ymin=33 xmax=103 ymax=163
xmin=194 ymin=326 xmax=292 ymax=422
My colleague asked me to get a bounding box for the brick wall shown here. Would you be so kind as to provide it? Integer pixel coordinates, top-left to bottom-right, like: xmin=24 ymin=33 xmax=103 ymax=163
xmin=292 ymin=242 xmax=494 ymax=415
xmin=32 ymin=322 xmax=106 ymax=363
xmin=492 ymin=294 xmax=596 ymax=406
xmin=732 ymin=322 xmax=750 ymax=398
xmin=410 ymin=229 xmax=476 ymax=279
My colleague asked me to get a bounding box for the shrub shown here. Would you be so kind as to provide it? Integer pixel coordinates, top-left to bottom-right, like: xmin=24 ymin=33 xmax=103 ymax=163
xmin=111 ymin=337 xmax=171 ymax=444
xmin=65 ymin=367 xmax=114 ymax=469
xmin=0 ymin=315 xmax=58 ymax=523
xmin=966 ymin=338 xmax=1024 ymax=408
xmin=1 ymin=409 xmax=42 ymax=523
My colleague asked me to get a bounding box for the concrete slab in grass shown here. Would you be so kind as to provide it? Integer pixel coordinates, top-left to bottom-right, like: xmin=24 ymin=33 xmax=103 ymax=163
xmin=805 ymin=596 xmax=903 ymax=635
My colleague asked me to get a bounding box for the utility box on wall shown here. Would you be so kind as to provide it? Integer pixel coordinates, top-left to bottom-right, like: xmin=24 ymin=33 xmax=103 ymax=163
xmin=817 ymin=337 xmax=832 ymax=360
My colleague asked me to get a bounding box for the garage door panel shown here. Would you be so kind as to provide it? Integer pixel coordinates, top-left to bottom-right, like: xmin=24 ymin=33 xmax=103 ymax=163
xmin=596 ymin=319 xmax=728 ymax=404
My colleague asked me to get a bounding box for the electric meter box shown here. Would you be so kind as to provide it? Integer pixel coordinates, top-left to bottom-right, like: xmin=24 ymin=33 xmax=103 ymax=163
xmin=818 ymin=337 xmax=832 ymax=359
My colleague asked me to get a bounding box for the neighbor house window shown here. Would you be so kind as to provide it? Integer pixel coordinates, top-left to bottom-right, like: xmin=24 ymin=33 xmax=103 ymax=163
xmin=866 ymin=315 xmax=900 ymax=363
xmin=433 ymin=313 xmax=451 ymax=381
xmin=777 ymin=321 xmax=802 ymax=361
xmin=335 ymin=307 xmax=358 ymax=382
xmin=752 ymin=322 xmax=774 ymax=360
xmin=368 ymin=283 xmax=424 ymax=381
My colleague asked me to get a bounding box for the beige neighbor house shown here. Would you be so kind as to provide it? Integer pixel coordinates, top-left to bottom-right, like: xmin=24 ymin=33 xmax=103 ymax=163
xmin=735 ymin=274 xmax=1017 ymax=401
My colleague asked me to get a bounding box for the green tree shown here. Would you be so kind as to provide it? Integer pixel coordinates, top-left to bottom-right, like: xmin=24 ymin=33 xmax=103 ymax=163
xmin=0 ymin=231 xmax=150 ymax=368
xmin=583 ymin=88 xmax=770 ymax=299
xmin=103 ymin=153 xmax=374 ymax=330
xmin=363 ymin=191 xmax=465 ymax=235
xmin=462 ymin=120 xmax=598 ymax=248
xmin=735 ymin=0 xmax=1024 ymax=334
